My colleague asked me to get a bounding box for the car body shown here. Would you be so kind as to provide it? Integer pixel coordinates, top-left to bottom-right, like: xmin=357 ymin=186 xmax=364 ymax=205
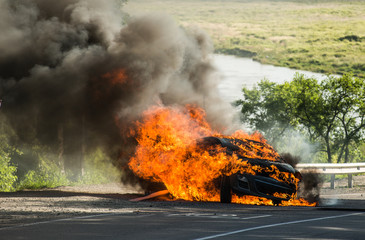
xmin=198 ymin=136 xmax=300 ymax=204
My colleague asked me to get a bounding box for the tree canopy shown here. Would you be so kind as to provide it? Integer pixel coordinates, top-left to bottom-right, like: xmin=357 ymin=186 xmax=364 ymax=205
xmin=235 ymin=73 xmax=365 ymax=163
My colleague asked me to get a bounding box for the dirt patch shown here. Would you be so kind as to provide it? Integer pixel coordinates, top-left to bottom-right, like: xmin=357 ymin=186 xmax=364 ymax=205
xmin=320 ymin=174 xmax=365 ymax=200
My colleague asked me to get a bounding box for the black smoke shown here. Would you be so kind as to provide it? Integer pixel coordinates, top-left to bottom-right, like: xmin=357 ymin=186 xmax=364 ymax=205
xmin=0 ymin=0 xmax=236 ymax=181
xmin=281 ymin=153 xmax=322 ymax=203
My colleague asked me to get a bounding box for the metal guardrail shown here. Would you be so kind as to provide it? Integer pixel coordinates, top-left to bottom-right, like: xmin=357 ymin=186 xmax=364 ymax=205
xmin=296 ymin=163 xmax=365 ymax=189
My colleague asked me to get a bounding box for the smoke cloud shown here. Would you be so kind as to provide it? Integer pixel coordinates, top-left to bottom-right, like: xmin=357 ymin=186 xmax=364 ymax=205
xmin=281 ymin=153 xmax=322 ymax=203
xmin=0 ymin=0 xmax=236 ymax=181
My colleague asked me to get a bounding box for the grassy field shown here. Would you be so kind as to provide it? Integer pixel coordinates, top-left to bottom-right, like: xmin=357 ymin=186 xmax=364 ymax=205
xmin=124 ymin=0 xmax=365 ymax=77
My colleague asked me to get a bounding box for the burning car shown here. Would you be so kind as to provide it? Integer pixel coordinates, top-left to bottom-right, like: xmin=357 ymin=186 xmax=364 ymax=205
xmin=136 ymin=135 xmax=301 ymax=205
xmin=197 ymin=136 xmax=301 ymax=205
xmin=129 ymin=105 xmax=310 ymax=206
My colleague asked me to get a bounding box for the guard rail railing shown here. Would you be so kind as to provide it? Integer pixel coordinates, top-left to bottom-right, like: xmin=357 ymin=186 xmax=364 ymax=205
xmin=296 ymin=163 xmax=365 ymax=189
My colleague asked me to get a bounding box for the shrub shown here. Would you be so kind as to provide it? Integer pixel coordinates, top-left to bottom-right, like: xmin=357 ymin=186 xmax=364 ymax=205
xmin=17 ymin=155 xmax=69 ymax=190
xmin=0 ymin=135 xmax=18 ymax=192
xmin=77 ymin=148 xmax=121 ymax=185
xmin=338 ymin=35 xmax=363 ymax=42
xmin=0 ymin=152 xmax=17 ymax=192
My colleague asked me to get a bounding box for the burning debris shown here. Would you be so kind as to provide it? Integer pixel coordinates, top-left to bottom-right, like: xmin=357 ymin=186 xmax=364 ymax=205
xmin=1 ymin=0 xmax=317 ymax=206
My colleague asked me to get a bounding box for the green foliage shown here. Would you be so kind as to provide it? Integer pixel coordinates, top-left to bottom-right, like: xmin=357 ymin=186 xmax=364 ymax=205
xmin=236 ymin=73 xmax=365 ymax=163
xmin=1 ymin=110 xmax=121 ymax=191
xmin=234 ymin=80 xmax=291 ymax=143
xmin=16 ymin=147 xmax=121 ymax=189
xmin=0 ymin=125 xmax=121 ymax=191
xmin=77 ymin=148 xmax=121 ymax=185
xmin=0 ymin=151 xmax=17 ymax=192
xmin=17 ymin=154 xmax=69 ymax=190
xmin=0 ymin=134 xmax=19 ymax=192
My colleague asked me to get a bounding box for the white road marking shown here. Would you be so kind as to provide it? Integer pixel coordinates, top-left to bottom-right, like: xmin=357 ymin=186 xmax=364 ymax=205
xmin=239 ymin=215 xmax=272 ymax=220
xmin=0 ymin=212 xmax=132 ymax=231
xmin=168 ymin=213 xmax=271 ymax=220
xmin=194 ymin=212 xmax=363 ymax=240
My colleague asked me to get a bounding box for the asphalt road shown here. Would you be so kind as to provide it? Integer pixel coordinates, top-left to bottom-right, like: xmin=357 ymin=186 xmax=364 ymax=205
xmin=1 ymin=201 xmax=364 ymax=240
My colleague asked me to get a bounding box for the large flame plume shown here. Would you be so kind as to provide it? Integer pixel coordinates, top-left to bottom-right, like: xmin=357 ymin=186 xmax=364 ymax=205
xmin=128 ymin=105 xmax=316 ymax=206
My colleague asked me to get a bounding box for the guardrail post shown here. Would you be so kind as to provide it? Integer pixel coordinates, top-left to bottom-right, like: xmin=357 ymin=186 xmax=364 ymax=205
xmin=330 ymin=174 xmax=335 ymax=189
xmin=348 ymin=174 xmax=353 ymax=188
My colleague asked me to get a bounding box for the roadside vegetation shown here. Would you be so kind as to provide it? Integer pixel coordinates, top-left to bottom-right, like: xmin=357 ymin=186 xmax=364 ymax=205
xmin=125 ymin=0 xmax=365 ymax=78
xmin=235 ymin=74 xmax=365 ymax=163
xmin=0 ymin=115 xmax=121 ymax=192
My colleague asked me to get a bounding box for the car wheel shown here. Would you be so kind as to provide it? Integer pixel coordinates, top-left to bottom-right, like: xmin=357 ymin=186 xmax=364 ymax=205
xmin=220 ymin=176 xmax=232 ymax=203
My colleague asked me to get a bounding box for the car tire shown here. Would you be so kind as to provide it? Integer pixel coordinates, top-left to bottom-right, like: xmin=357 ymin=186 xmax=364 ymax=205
xmin=220 ymin=176 xmax=232 ymax=203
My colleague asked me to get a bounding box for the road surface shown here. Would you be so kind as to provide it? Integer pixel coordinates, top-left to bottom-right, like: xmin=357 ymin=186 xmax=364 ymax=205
xmin=1 ymin=182 xmax=364 ymax=239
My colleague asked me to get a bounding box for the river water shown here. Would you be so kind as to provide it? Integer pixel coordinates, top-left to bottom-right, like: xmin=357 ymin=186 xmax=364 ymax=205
xmin=213 ymin=54 xmax=330 ymax=103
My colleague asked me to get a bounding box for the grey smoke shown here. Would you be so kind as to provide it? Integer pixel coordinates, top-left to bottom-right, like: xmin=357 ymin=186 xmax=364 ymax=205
xmin=0 ymin=0 xmax=236 ymax=181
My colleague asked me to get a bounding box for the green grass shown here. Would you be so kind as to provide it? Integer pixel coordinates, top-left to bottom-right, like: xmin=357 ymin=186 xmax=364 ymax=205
xmin=124 ymin=0 xmax=365 ymax=77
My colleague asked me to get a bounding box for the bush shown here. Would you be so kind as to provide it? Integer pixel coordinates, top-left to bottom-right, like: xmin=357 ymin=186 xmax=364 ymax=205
xmin=17 ymin=155 xmax=69 ymax=190
xmin=77 ymin=148 xmax=121 ymax=185
xmin=0 ymin=135 xmax=18 ymax=192
xmin=338 ymin=35 xmax=363 ymax=42
xmin=0 ymin=152 xmax=17 ymax=192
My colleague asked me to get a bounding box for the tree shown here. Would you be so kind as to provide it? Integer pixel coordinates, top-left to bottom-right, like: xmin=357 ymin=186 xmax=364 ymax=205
xmin=284 ymin=74 xmax=338 ymax=162
xmin=234 ymin=80 xmax=291 ymax=144
xmin=236 ymin=73 xmax=365 ymax=163
xmin=325 ymin=74 xmax=365 ymax=162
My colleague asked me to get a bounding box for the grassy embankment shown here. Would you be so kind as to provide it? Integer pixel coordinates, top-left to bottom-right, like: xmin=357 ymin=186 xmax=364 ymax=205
xmin=125 ymin=0 xmax=365 ymax=78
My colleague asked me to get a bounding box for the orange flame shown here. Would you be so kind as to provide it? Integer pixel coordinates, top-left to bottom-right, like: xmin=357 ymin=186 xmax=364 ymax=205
xmin=128 ymin=105 xmax=315 ymax=206
xmin=92 ymin=69 xmax=128 ymax=100
xmin=102 ymin=69 xmax=128 ymax=85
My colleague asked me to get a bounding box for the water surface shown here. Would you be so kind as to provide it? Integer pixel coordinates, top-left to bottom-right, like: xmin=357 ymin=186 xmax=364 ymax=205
xmin=213 ymin=54 xmax=330 ymax=103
